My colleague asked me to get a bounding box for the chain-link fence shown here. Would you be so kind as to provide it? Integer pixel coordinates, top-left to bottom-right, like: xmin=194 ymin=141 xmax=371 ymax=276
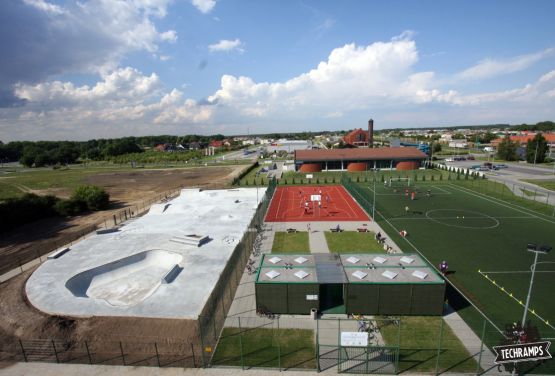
xmin=0 ymin=186 xmax=184 ymax=280
xmin=2 ymin=338 xmax=199 ymax=368
xmin=198 ymin=178 xmax=277 ymax=365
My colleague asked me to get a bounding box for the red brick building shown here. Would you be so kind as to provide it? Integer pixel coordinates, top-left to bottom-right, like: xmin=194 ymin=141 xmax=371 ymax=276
xmin=294 ymin=147 xmax=427 ymax=172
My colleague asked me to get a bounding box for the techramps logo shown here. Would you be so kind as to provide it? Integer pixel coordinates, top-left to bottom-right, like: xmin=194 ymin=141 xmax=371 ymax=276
xmin=493 ymin=341 xmax=552 ymax=364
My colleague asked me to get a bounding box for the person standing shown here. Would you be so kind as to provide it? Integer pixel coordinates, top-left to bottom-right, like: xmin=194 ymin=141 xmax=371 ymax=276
xmin=307 ymin=223 xmax=311 ymax=233
xmin=405 ymin=205 xmax=409 ymax=214
xmin=439 ymin=261 xmax=448 ymax=276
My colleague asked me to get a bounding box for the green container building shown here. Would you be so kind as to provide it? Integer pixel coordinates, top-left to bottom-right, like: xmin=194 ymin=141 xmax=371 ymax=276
xmin=255 ymin=253 xmax=445 ymax=315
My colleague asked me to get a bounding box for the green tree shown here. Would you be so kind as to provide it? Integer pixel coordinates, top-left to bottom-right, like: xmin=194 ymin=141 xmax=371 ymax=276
xmin=496 ymin=135 xmax=518 ymax=161
xmin=432 ymin=143 xmax=442 ymax=153
xmin=71 ymin=185 xmax=110 ymax=211
xmin=525 ymin=133 xmax=548 ymax=163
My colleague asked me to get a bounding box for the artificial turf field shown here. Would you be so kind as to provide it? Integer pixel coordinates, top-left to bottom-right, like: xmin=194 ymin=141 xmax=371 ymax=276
xmin=352 ymin=180 xmax=555 ymax=340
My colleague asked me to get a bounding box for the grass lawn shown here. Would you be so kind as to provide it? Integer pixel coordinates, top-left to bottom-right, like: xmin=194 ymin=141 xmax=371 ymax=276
xmin=212 ymin=328 xmax=316 ymax=369
xmin=379 ymin=316 xmax=479 ymax=374
xmin=272 ymin=231 xmax=310 ymax=253
xmin=324 ymin=231 xmax=384 ymax=253
xmin=521 ymin=179 xmax=555 ymax=192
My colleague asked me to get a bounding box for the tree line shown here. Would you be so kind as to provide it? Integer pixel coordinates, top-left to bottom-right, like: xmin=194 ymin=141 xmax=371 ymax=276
xmin=496 ymin=133 xmax=550 ymax=163
xmin=0 ymin=134 xmax=229 ymax=167
xmin=0 ymin=185 xmax=109 ymax=233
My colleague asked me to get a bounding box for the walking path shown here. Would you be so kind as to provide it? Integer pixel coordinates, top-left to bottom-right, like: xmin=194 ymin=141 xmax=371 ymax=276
xmin=309 ymin=230 xmax=329 ymax=253
xmin=443 ymin=308 xmax=507 ymax=374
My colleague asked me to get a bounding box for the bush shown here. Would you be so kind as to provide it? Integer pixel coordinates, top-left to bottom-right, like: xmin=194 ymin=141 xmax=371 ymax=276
xmin=54 ymin=198 xmax=86 ymax=216
xmin=0 ymin=193 xmax=60 ymax=232
xmin=71 ymin=185 xmax=110 ymax=211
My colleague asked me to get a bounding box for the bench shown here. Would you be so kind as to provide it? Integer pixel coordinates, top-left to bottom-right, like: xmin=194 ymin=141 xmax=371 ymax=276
xmin=357 ymin=228 xmax=368 ymax=233
xmin=286 ymin=228 xmax=297 ymax=233
xmin=330 ymin=228 xmax=343 ymax=233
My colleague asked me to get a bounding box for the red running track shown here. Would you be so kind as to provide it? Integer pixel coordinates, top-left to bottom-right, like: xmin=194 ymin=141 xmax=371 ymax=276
xmin=265 ymin=185 xmax=370 ymax=222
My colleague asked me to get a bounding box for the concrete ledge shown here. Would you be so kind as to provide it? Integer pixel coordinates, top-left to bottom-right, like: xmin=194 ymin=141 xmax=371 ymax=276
xmin=96 ymin=228 xmax=120 ymax=235
xmin=47 ymin=247 xmax=70 ymax=260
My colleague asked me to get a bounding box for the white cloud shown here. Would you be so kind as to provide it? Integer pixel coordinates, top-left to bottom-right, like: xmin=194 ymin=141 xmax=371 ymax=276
xmin=2 ymin=33 xmax=555 ymax=140
xmin=208 ymin=39 xmax=245 ymax=53
xmin=191 ymin=0 xmax=216 ymax=14
xmin=22 ymin=0 xmax=66 ymax=15
xmin=0 ymin=0 xmax=176 ymax=107
xmin=454 ymin=48 xmax=554 ymax=81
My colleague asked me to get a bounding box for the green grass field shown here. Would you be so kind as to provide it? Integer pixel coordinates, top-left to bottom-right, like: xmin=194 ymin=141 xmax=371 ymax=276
xmin=324 ymin=231 xmax=385 ymax=253
xmin=349 ymin=179 xmax=555 ymax=347
xmin=212 ymin=328 xmax=316 ymax=369
xmin=379 ymin=316 xmax=479 ymax=373
xmin=521 ymin=179 xmax=555 ymax=192
xmin=272 ymin=232 xmax=310 ymax=253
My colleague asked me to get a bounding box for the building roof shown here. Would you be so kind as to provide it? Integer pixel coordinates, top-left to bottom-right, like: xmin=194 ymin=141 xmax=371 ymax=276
xmin=491 ymin=133 xmax=555 ymax=146
xmin=295 ymin=147 xmax=427 ymax=162
xmin=256 ymin=253 xmax=443 ymax=284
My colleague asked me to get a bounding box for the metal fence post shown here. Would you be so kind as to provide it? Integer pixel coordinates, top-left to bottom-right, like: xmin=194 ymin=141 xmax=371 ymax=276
xmin=316 ymin=318 xmax=320 ymax=372
xmin=84 ymin=341 xmax=92 ymax=364
xmin=52 ymin=340 xmax=59 ymax=363
xmin=476 ymin=320 xmax=487 ymax=375
xmin=239 ymin=317 xmax=245 ymax=370
xmin=154 ymin=342 xmax=161 ymax=367
xmin=197 ymin=320 xmax=206 ymax=368
xmin=119 ymin=341 xmax=126 ymax=365
xmin=434 ymin=318 xmax=444 ymax=375
xmin=191 ymin=343 xmax=196 ymax=368
xmin=19 ymin=339 xmax=27 ymax=362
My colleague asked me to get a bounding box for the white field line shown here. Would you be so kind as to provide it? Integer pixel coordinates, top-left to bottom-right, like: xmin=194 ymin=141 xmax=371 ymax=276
xmin=387 ymin=216 xmax=534 ymax=221
xmin=447 ymin=184 xmax=555 ymax=225
xmin=479 ymin=270 xmax=555 ymax=274
xmin=373 ymin=207 xmax=506 ymax=335
xmin=478 ymin=271 xmax=555 ymax=330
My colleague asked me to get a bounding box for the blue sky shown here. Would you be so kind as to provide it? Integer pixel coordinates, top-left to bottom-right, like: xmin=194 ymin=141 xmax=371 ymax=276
xmin=1 ymin=0 xmax=554 ymax=141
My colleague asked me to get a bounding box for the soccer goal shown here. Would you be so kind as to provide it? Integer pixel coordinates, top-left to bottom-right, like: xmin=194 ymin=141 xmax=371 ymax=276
xmin=387 ymin=177 xmax=411 ymax=187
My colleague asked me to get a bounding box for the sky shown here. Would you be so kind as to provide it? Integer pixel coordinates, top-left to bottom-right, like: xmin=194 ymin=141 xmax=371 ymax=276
xmin=1 ymin=0 xmax=555 ymax=141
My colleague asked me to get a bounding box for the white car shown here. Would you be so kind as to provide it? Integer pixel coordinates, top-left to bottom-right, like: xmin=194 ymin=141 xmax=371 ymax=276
xmin=445 ymin=158 xmax=454 ymax=162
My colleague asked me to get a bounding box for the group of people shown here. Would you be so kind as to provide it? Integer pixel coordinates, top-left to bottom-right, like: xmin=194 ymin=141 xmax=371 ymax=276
xmin=299 ymin=188 xmax=331 ymax=215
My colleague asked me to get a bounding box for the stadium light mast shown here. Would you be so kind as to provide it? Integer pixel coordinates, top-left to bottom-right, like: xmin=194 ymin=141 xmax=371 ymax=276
xmin=521 ymin=244 xmax=551 ymax=328
xmin=511 ymin=243 xmax=551 ymax=375
xmin=372 ymin=168 xmax=376 ymax=220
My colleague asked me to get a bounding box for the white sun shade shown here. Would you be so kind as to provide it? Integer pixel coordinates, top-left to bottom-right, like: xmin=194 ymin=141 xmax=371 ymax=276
xmin=352 ymin=270 xmax=368 ymax=280
xmin=373 ymin=256 xmax=387 ymax=264
xmin=346 ymin=256 xmax=360 ymax=264
xmin=412 ymin=270 xmax=428 ymax=280
xmin=400 ymin=256 xmax=415 ymax=264
xmin=268 ymin=256 xmax=282 ymax=264
xmin=265 ymin=270 xmax=280 ymax=279
xmin=382 ymin=270 xmax=398 ymax=280
xmin=294 ymin=270 xmax=309 ymax=279
xmin=294 ymin=256 xmax=308 ymax=264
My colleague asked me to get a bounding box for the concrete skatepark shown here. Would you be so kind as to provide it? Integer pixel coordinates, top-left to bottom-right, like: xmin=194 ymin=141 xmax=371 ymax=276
xmin=26 ymin=188 xmax=266 ymax=319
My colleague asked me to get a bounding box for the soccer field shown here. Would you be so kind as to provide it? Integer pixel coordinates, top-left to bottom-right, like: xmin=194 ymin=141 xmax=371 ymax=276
xmin=350 ymin=179 xmax=555 ymax=340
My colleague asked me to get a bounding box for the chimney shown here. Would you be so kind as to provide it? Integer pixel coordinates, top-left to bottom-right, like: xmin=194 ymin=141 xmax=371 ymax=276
xmin=368 ymin=119 xmax=374 ymax=148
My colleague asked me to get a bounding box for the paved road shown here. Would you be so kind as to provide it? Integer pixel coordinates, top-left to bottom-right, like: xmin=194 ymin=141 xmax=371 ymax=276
xmin=445 ymin=160 xmax=555 ymax=207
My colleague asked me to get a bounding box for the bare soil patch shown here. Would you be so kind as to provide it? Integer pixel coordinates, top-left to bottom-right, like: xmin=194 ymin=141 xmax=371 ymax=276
xmin=0 ymin=165 xmax=247 ymax=356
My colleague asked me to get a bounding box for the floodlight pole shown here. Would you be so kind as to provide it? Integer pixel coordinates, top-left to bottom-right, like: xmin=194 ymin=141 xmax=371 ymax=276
xmin=521 ymin=250 xmax=539 ymax=329
xmin=372 ymin=169 xmax=376 ymax=220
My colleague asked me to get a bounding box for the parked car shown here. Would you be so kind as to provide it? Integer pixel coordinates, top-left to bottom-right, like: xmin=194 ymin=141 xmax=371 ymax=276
xmin=467 ymin=155 xmax=475 ymax=160
xmin=495 ymin=164 xmax=508 ymax=169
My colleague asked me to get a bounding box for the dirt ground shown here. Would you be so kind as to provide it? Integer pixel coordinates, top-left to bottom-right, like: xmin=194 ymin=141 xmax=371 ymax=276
xmin=0 ymin=165 xmax=248 ymax=357
xmin=0 ymin=165 xmax=247 ymax=261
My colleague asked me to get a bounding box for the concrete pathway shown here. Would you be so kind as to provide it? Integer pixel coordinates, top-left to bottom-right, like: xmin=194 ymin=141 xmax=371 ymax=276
xmin=443 ymin=308 xmax=508 ymax=374
xmin=309 ymin=230 xmax=329 ymax=253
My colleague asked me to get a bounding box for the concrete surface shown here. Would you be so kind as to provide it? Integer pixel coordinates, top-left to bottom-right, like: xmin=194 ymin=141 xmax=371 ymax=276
xmin=25 ymin=188 xmax=266 ymax=319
